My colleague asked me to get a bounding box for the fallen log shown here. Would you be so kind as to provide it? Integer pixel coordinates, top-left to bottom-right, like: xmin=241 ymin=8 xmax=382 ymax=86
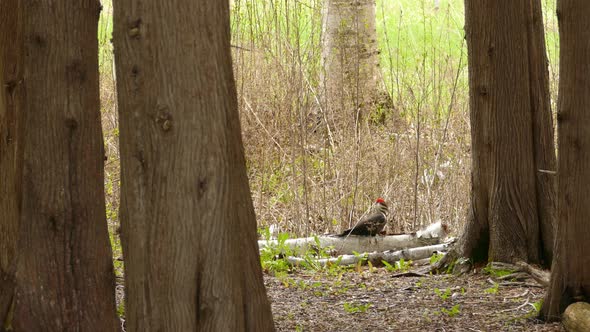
xmin=563 ymin=302 xmax=590 ymax=332
xmin=258 ymin=221 xmax=447 ymax=255
xmin=286 ymin=242 xmax=453 ymax=267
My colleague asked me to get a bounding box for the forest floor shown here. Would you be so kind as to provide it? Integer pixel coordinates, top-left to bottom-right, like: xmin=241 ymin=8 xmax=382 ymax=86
xmin=265 ymin=268 xmax=564 ymax=332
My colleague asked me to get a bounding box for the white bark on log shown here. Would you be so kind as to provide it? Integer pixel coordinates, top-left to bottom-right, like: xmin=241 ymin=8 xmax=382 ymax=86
xmin=286 ymin=242 xmax=452 ymax=267
xmin=258 ymin=222 xmax=447 ymax=255
xmin=563 ymin=302 xmax=590 ymax=332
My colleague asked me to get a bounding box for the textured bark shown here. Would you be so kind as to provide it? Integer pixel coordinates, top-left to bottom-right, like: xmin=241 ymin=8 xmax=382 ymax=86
xmin=542 ymin=0 xmax=590 ymax=321
xmin=0 ymin=0 xmax=21 ymax=324
xmin=112 ymin=1 xmax=274 ymax=331
xmin=460 ymin=0 xmax=555 ymax=265
xmin=3 ymin=1 xmax=121 ymax=331
xmin=321 ymin=0 xmax=381 ymax=122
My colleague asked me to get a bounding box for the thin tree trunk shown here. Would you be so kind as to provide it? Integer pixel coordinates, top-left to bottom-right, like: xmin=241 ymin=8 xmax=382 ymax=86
xmin=113 ymin=1 xmax=274 ymax=330
xmin=3 ymin=1 xmax=121 ymax=330
xmin=460 ymin=0 xmax=555 ymax=265
xmin=527 ymin=0 xmax=557 ymax=265
xmin=321 ymin=0 xmax=381 ymax=122
xmin=542 ymin=0 xmax=590 ymax=320
xmin=0 ymin=0 xmax=22 ymax=323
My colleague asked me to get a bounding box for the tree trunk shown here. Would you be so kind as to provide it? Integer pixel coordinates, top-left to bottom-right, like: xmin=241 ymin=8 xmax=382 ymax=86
xmin=459 ymin=0 xmax=556 ymax=265
xmin=112 ymin=1 xmax=275 ymax=330
xmin=1 ymin=1 xmax=121 ymax=330
xmin=542 ymin=0 xmax=590 ymax=320
xmin=0 ymin=0 xmax=22 ymax=323
xmin=321 ymin=0 xmax=381 ymax=123
xmin=527 ymin=0 xmax=557 ymax=265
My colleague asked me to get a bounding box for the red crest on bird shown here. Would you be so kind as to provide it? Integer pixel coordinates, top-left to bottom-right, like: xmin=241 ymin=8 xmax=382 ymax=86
xmin=376 ymin=197 xmax=386 ymax=204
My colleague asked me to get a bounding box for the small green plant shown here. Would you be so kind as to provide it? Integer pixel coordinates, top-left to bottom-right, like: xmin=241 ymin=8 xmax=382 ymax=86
xmin=260 ymin=232 xmax=294 ymax=275
xmin=352 ymin=251 xmax=368 ymax=273
xmin=368 ymin=261 xmax=376 ymax=273
xmin=382 ymin=258 xmax=412 ymax=272
xmin=311 ymin=282 xmax=323 ymax=288
xmin=257 ymin=226 xmax=271 ymax=239
xmin=395 ymin=258 xmax=412 ymax=272
xmin=116 ymin=301 xmax=125 ymax=318
xmin=434 ymin=288 xmax=452 ymax=301
xmin=312 ymin=235 xmax=332 ymax=258
xmin=343 ymin=302 xmax=372 ymax=314
xmin=333 ymin=286 xmax=349 ymax=296
xmin=325 ymin=257 xmax=347 ymax=276
xmin=445 ymin=258 xmax=458 ymax=274
xmin=295 ymin=235 xmax=352 ymax=276
xmin=483 ymin=264 xmax=516 ymax=278
xmin=441 ymin=304 xmax=461 ymax=317
xmin=301 ymin=236 xmax=332 ymax=269
xmin=277 ymin=274 xmax=293 ymax=287
xmin=382 ymin=260 xmax=396 ymax=272
xmin=484 ymin=282 xmax=499 ymax=295
xmin=429 ymin=252 xmax=445 ymax=265
xmin=296 ymin=280 xmax=308 ymax=291
xmin=369 ymin=104 xmax=388 ymax=125
xmin=521 ymin=299 xmax=544 ymax=319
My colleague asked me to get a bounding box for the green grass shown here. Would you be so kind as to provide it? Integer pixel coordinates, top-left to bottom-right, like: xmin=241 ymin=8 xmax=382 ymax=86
xmin=98 ymin=1 xmax=113 ymax=72
xmin=376 ymin=0 xmax=466 ymax=102
xmin=483 ymin=264 xmax=516 ymax=278
xmin=343 ymin=301 xmax=372 ymax=314
xmin=97 ymin=0 xmax=558 ymax=84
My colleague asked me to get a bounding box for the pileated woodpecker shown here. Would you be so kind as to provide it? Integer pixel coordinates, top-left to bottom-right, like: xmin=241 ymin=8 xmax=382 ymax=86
xmin=336 ymin=198 xmax=388 ymax=236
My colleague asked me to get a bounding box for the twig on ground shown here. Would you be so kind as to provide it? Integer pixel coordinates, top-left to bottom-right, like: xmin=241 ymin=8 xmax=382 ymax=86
xmin=503 ymin=289 xmax=529 ymax=301
xmin=500 ymin=298 xmax=530 ymax=313
xmin=499 ymin=282 xmax=544 ymax=288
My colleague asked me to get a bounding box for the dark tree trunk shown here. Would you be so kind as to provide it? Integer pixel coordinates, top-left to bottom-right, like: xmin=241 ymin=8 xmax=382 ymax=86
xmin=112 ymin=0 xmax=275 ymax=330
xmin=460 ymin=0 xmax=556 ymax=265
xmin=0 ymin=0 xmax=22 ymax=324
xmin=542 ymin=0 xmax=590 ymax=321
xmin=0 ymin=1 xmax=121 ymax=330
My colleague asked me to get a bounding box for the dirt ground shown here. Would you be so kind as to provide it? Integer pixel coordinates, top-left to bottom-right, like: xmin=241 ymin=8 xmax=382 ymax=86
xmin=265 ymin=269 xmax=564 ymax=332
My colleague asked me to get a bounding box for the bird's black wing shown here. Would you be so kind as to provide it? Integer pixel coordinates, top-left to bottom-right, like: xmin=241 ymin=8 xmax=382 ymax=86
xmin=336 ymin=226 xmax=371 ymax=237
xmin=336 ymin=212 xmax=386 ymax=237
